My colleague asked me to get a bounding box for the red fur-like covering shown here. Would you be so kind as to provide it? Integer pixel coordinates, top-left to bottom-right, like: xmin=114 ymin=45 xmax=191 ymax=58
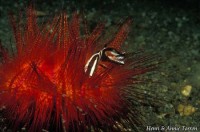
xmin=0 ymin=7 xmax=157 ymax=132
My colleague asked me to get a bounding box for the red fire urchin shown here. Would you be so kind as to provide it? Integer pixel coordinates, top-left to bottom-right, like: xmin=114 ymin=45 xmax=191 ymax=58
xmin=0 ymin=7 xmax=159 ymax=132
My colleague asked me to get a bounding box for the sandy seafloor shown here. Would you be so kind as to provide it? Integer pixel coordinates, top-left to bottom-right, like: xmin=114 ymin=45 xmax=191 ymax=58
xmin=0 ymin=0 xmax=200 ymax=131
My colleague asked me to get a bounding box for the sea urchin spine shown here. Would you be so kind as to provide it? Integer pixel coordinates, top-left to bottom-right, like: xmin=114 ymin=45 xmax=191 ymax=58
xmin=0 ymin=7 xmax=158 ymax=132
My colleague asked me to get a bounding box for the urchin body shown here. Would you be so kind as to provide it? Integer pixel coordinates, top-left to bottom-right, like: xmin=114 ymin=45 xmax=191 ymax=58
xmin=0 ymin=7 xmax=158 ymax=132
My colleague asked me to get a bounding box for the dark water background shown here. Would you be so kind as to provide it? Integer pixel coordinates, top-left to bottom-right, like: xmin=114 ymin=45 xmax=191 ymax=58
xmin=0 ymin=0 xmax=200 ymax=131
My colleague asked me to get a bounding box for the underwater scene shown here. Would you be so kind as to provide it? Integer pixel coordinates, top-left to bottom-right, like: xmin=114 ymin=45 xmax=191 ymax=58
xmin=0 ymin=0 xmax=200 ymax=131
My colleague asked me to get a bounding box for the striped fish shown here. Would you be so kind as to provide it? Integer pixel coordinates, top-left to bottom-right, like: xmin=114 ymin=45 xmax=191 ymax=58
xmin=85 ymin=47 xmax=125 ymax=77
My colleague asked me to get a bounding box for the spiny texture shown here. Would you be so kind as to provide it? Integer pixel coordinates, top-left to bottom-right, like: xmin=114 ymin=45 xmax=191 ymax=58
xmin=0 ymin=7 xmax=158 ymax=132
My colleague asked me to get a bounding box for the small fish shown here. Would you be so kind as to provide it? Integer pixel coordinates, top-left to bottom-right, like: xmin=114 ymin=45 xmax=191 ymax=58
xmin=102 ymin=48 xmax=125 ymax=64
xmin=84 ymin=47 xmax=125 ymax=77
